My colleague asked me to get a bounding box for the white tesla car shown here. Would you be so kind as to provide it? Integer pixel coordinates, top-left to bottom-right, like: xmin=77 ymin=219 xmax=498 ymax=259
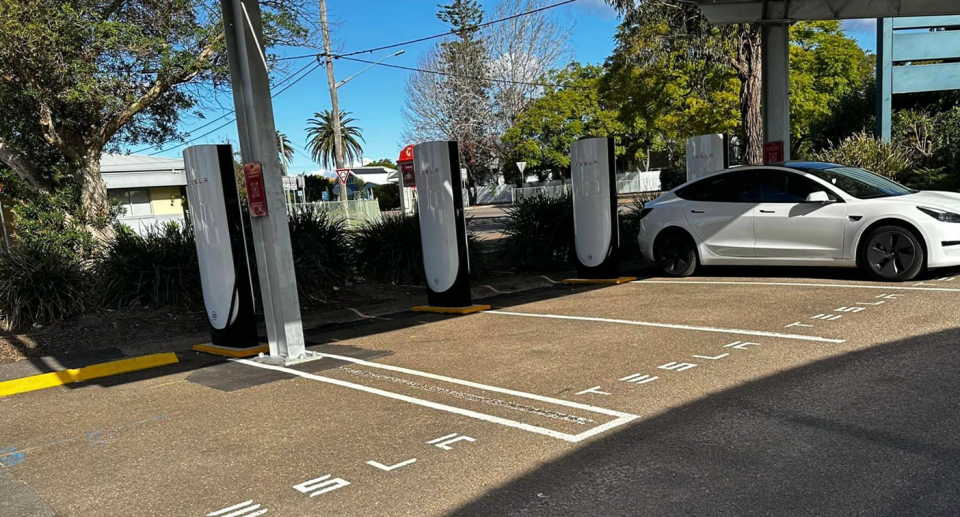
xmin=637 ymin=162 xmax=960 ymax=281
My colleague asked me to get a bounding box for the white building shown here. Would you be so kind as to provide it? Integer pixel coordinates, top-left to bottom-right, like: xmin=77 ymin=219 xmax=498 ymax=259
xmin=101 ymin=154 xmax=187 ymax=235
xmin=332 ymin=166 xmax=399 ymax=199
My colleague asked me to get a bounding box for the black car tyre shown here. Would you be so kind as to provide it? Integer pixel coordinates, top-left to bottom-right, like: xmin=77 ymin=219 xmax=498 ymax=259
xmin=657 ymin=231 xmax=698 ymax=277
xmin=861 ymin=225 xmax=924 ymax=282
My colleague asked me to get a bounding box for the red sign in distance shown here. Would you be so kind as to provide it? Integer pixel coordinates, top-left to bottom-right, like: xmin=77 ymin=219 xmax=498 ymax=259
xmin=243 ymin=162 xmax=268 ymax=217
xmin=336 ymin=168 xmax=351 ymax=185
xmin=397 ymin=144 xmax=416 ymax=187
xmin=763 ymin=141 xmax=784 ymax=164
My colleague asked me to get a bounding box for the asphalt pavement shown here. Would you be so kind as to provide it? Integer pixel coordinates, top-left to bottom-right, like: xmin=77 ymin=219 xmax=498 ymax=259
xmin=2 ymin=269 xmax=960 ymax=516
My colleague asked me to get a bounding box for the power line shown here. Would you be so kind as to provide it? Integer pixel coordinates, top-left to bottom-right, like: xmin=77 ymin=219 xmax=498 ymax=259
xmin=277 ymin=0 xmax=581 ymax=61
xmin=339 ymin=55 xmax=577 ymax=89
xmin=144 ymin=63 xmax=322 ymax=156
xmin=132 ymin=60 xmax=319 ymax=154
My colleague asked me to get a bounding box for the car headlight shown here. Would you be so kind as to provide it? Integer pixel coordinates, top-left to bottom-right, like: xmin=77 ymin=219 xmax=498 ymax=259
xmin=918 ymin=206 xmax=960 ymax=222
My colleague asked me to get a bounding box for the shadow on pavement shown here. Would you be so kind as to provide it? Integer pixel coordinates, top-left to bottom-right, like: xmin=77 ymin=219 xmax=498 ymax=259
xmin=449 ymin=326 xmax=960 ymax=516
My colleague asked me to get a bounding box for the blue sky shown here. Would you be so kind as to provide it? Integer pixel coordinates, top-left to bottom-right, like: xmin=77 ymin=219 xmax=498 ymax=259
xmin=135 ymin=1 xmax=876 ymax=177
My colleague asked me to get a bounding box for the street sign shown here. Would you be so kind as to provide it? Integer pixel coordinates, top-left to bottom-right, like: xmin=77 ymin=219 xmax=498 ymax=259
xmin=336 ymin=168 xmax=351 ymax=184
xmin=764 ymin=141 xmax=785 ymax=164
xmin=517 ymin=161 xmax=527 ymax=175
xmin=243 ymin=162 xmax=268 ymax=217
xmin=281 ymin=176 xmax=298 ymax=191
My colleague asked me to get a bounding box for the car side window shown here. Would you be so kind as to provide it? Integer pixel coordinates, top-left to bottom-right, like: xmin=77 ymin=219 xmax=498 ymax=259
xmin=676 ymin=171 xmax=760 ymax=203
xmin=760 ymin=170 xmax=827 ymax=203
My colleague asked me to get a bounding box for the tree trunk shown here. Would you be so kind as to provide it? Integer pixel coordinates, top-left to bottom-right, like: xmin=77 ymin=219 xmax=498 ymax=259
xmin=739 ymin=26 xmax=764 ymax=165
xmin=77 ymin=154 xmax=113 ymax=239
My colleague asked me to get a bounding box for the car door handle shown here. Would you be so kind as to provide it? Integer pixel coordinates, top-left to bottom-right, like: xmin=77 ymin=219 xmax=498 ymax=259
xmin=760 ymin=210 xmax=775 ymax=213
xmin=690 ymin=210 xmax=705 ymax=214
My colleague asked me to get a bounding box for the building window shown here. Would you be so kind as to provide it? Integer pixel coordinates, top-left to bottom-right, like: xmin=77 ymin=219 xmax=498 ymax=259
xmin=110 ymin=189 xmax=153 ymax=217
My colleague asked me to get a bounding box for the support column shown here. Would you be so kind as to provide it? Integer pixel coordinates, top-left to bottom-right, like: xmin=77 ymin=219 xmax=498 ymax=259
xmin=876 ymin=18 xmax=894 ymax=142
xmin=221 ymin=0 xmax=306 ymax=361
xmin=762 ymin=22 xmax=791 ymax=161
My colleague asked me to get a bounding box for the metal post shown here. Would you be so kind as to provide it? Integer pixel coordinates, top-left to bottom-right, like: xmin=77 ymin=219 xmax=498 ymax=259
xmin=0 ymin=198 xmax=9 ymax=251
xmin=221 ymin=0 xmax=306 ymax=361
xmin=876 ymin=18 xmax=894 ymax=142
xmin=762 ymin=22 xmax=792 ymax=161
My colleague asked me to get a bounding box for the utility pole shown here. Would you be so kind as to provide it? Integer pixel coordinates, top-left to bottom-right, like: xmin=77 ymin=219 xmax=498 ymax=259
xmin=319 ymin=0 xmax=347 ymax=201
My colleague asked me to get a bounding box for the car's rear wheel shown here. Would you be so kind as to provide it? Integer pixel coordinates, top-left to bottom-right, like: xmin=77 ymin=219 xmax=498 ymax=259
xmin=862 ymin=225 xmax=924 ymax=281
xmin=657 ymin=231 xmax=697 ymax=277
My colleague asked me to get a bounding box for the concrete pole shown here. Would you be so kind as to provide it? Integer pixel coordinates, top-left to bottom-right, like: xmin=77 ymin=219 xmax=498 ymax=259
xmin=761 ymin=23 xmax=792 ymax=161
xmin=319 ymin=0 xmax=348 ymax=202
xmin=221 ymin=0 xmax=306 ymax=360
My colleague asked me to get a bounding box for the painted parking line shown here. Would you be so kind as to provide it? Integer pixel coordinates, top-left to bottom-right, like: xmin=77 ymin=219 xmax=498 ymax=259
xmin=634 ymin=280 xmax=960 ymax=292
xmin=484 ymin=311 xmax=845 ymax=344
xmin=234 ymin=358 xmax=638 ymax=443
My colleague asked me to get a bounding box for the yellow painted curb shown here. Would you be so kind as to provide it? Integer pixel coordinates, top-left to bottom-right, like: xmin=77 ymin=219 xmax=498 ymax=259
xmin=563 ymin=277 xmax=638 ymax=285
xmin=192 ymin=343 xmax=269 ymax=358
xmin=411 ymin=304 xmax=492 ymax=315
xmin=0 ymin=352 xmax=180 ymax=398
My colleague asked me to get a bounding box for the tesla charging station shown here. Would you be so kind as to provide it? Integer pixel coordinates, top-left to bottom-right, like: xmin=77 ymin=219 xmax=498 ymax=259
xmin=183 ymin=144 xmax=260 ymax=352
xmin=566 ymin=137 xmax=635 ymax=285
xmin=411 ymin=141 xmax=489 ymax=314
xmin=686 ymin=134 xmax=730 ymax=182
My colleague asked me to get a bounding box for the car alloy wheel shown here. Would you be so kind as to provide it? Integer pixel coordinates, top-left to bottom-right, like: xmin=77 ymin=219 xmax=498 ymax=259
xmin=658 ymin=233 xmax=696 ymax=277
xmin=864 ymin=226 xmax=923 ymax=281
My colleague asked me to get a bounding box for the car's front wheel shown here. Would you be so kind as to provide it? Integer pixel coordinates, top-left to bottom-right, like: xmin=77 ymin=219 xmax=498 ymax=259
xmin=862 ymin=225 xmax=925 ymax=281
xmin=656 ymin=231 xmax=698 ymax=277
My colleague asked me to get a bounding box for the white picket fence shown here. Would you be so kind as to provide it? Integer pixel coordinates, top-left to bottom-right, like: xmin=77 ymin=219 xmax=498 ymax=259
xmin=287 ymin=199 xmax=382 ymax=227
xmin=504 ymin=171 xmax=661 ymax=204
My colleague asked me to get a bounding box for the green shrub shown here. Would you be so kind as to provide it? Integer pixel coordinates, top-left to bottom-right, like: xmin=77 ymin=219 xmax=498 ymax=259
xmin=96 ymin=222 xmax=202 ymax=309
xmin=659 ymin=167 xmax=686 ymax=191
xmin=499 ymin=193 xmax=574 ymax=270
xmin=811 ymin=131 xmax=915 ymax=181
xmin=353 ymin=213 xmax=488 ymax=285
xmin=618 ymin=198 xmax=646 ymax=260
xmin=373 ymin=184 xmax=401 ymax=211
xmin=288 ymin=206 xmax=353 ymax=304
xmin=0 ymin=241 xmax=93 ymax=329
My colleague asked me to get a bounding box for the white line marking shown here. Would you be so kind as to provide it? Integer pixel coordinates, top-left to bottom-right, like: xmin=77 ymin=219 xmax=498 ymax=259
xmin=618 ymin=374 xmax=658 ymax=384
xmin=426 ymin=433 xmax=458 ymax=444
xmin=208 ymin=501 xmax=255 ymax=516
xmin=659 ymin=361 xmax=697 ymax=372
xmin=811 ymin=314 xmax=843 ymax=321
xmin=367 ymin=458 xmax=416 ymax=471
xmin=856 ymin=301 xmax=886 ymax=306
xmin=234 ymin=359 xmax=637 ymax=443
xmin=634 ymin=280 xmax=960 ymax=292
xmin=723 ymin=341 xmax=760 ymax=350
xmin=575 ymin=386 xmax=611 ymax=396
xmin=301 ymin=352 xmax=632 ymax=418
xmin=429 ymin=435 xmax=475 ymax=450
xmin=293 ymin=475 xmax=350 ymax=497
xmin=207 ymin=501 xmax=267 ymax=517
xmin=485 ymin=311 xmax=845 ymax=344
xmin=692 ymin=353 xmax=729 ymax=360
xmin=784 ymin=322 xmax=814 ymax=328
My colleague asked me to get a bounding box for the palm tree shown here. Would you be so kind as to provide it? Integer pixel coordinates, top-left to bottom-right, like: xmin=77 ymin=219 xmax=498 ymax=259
xmin=305 ymin=110 xmax=365 ymax=170
xmin=276 ymin=131 xmax=294 ymax=172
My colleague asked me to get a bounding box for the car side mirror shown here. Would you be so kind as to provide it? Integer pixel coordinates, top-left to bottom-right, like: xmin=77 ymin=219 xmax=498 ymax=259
xmin=806 ymin=191 xmax=832 ymax=203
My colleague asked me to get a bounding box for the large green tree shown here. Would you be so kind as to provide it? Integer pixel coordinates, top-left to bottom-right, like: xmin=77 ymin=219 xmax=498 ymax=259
xmin=503 ymin=63 xmax=624 ymax=179
xmin=605 ymin=0 xmax=765 ymax=164
xmin=0 ymin=0 xmax=315 ymax=221
xmin=789 ymin=21 xmax=874 ymax=156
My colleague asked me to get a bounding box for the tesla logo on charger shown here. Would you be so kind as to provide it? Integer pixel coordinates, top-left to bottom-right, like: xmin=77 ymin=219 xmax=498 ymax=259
xmin=575 ymin=160 xmax=598 ymax=167
xmin=421 ymin=167 xmax=440 ymax=176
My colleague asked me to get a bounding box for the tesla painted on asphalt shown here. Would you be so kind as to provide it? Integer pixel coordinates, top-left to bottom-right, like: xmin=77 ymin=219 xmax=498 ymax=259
xmin=637 ymin=162 xmax=960 ymax=281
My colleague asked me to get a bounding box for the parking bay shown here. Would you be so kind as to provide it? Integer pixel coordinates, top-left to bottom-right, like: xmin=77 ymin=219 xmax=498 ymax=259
xmin=2 ymin=274 xmax=960 ymax=516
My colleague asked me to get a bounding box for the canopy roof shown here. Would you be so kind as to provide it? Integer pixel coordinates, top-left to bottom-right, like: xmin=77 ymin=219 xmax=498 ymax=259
xmin=693 ymin=0 xmax=960 ymax=24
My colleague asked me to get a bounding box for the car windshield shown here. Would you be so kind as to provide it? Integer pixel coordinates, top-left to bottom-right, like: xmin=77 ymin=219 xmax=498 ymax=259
xmin=801 ymin=166 xmax=916 ymax=199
